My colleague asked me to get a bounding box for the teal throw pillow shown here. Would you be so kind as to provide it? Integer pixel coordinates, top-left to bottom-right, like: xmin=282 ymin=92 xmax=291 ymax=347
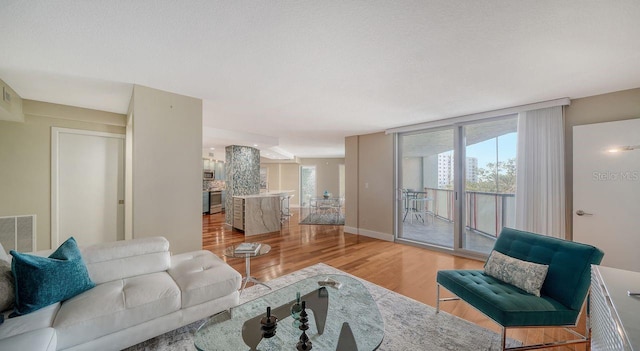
xmin=10 ymin=237 xmax=95 ymax=316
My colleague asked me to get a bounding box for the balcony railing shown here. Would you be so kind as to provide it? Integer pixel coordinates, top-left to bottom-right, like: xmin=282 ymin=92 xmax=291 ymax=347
xmin=422 ymin=187 xmax=515 ymax=237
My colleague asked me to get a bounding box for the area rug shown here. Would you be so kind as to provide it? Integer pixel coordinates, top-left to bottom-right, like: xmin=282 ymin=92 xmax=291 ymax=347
xmin=299 ymin=213 xmax=345 ymax=225
xmin=125 ymin=263 xmax=519 ymax=350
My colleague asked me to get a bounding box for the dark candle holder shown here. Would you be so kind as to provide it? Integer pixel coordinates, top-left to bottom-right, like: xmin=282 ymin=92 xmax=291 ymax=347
xmin=296 ymin=301 xmax=313 ymax=350
xmin=260 ymin=306 xmax=278 ymax=339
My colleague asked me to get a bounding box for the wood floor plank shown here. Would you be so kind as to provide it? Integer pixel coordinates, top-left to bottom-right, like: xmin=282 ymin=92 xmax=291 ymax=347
xmin=202 ymin=209 xmax=585 ymax=350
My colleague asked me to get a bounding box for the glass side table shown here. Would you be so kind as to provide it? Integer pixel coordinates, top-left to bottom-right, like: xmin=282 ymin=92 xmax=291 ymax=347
xmin=224 ymin=243 xmax=271 ymax=294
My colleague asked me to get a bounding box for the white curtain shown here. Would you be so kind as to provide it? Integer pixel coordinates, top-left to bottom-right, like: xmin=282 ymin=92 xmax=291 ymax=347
xmin=515 ymin=106 xmax=566 ymax=238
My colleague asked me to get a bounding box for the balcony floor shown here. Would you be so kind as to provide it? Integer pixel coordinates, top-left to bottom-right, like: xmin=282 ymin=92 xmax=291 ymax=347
xmin=400 ymin=214 xmax=496 ymax=254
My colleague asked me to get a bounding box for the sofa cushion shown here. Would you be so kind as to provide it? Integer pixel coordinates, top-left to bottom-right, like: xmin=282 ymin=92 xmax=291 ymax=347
xmin=53 ymin=271 xmax=181 ymax=350
xmin=82 ymin=236 xmax=171 ymax=284
xmin=437 ymin=270 xmax=579 ymax=327
xmin=484 ymin=250 xmax=548 ymax=296
xmin=0 ymin=327 xmax=57 ymax=351
xmin=168 ymin=250 xmax=242 ymax=308
xmin=10 ymin=237 xmax=95 ymax=316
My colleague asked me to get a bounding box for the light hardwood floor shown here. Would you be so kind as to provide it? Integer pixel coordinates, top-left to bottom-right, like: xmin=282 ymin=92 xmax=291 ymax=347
xmin=203 ymin=209 xmax=586 ymax=351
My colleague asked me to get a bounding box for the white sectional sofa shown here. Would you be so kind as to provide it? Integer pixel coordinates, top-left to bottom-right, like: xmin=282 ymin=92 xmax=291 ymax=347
xmin=0 ymin=236 xmax=242 ymax=351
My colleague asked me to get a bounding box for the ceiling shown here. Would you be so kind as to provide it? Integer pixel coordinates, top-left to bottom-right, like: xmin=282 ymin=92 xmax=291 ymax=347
xmin=1 ymin=1 xmax=639 ymax=159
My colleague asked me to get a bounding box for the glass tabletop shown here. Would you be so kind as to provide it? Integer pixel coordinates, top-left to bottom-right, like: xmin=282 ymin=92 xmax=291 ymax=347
xmin=224 ymin=243 xmax=271 ymax=258
xmin=194 ymin=274 xmax=384 ymax=351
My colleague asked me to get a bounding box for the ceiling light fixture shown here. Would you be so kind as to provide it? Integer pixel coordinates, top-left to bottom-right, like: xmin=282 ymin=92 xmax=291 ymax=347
xmin=607 ymin=145 xmax=639 ymax=153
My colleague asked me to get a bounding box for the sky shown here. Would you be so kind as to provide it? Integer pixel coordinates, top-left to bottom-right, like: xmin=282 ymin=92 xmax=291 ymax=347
xmin=466 ymin=132 xmax=517 ymax=169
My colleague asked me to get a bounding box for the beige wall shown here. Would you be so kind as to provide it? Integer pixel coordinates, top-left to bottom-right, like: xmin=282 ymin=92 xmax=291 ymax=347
xmin=261 ymin=163 xmax=280 ymax=192
xmin=130 ymin=85 xmax=203 ymax=254
xmin=259 ymin=158 xmax=344 ymax=208
xmin=301 ymin=158 xmax=344 ymax=198
xmin=564 ymin=87 xmax=640 ymax=239
xmin=281 ymin=164 xmax=300 ymax=206
xmin=344 ymin=136 xmax=359 ymax=229
xmin=344 ymin=132 xmax=394 ymax=240
xmin=0 ymin=100 xmax=125 ymax=250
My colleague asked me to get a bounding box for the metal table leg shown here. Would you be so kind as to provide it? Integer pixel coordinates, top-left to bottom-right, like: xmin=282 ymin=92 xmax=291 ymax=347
xmin=240 ymin=254 xmax=271 ymax=295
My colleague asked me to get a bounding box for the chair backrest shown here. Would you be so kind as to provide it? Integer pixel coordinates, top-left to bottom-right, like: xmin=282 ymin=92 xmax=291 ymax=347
xmin=492 ymin=227 xmax=604 ymax=311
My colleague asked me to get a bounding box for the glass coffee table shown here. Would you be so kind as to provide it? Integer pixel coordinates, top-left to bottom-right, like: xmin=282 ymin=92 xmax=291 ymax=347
xmin=194 ymin=274 xmax=384 ymax=351
xmin=224 ymin=243 xmax=272 ymax=294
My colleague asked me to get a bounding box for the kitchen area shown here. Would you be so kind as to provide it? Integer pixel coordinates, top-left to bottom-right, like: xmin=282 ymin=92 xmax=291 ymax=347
xmin=203 ymin=145 xmax=294 ymax=236
xmin=202 ymin=157 xmax=226 ymax=215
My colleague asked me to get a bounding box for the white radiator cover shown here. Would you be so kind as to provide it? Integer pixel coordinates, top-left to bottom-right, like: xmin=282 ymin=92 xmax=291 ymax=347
xmin=0 ymin=215 xmax=36 ymax=253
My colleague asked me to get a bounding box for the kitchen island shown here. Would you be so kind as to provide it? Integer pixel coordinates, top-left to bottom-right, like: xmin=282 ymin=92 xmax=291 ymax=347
xmin=232 ymin=190 xmax=294 ymax=236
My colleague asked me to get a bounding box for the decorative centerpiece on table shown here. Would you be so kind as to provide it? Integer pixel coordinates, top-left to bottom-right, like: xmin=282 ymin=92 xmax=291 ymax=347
xmin=322 ymin=190 xmax=330 ymax=199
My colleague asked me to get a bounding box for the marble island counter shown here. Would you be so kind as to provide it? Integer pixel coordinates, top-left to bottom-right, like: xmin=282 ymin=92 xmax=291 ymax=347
xmin=234 ymin=190 xmax=294 ymax=198
xmin=232 ymin=191 xmax=294 ymax=236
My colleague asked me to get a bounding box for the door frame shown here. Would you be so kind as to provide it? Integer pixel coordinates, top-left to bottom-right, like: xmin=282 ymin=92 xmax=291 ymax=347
xmin=51 ymin=127 xmax=125 ymax=247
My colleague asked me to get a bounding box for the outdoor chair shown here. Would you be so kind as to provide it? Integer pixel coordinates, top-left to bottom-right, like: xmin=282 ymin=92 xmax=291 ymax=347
xmin=436 ymin=227 xmax=604 ymax=350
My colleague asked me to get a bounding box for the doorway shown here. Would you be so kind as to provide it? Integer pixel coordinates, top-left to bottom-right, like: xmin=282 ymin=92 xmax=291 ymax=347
xmin=51 ymin=128 xmax=125 ymax=247
xmin=300 ymin=165 xmax=317 ymax=207
xmin=573 ymin=118 xmax=640 ymax=271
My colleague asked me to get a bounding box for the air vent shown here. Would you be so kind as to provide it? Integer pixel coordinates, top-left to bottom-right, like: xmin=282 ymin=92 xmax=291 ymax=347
xmin=0 ymin=215 xmax=36 ymax=253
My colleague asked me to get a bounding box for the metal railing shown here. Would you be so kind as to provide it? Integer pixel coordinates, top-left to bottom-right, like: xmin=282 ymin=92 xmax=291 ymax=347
xmin=422 ymin=187 xmax=515 ymax=237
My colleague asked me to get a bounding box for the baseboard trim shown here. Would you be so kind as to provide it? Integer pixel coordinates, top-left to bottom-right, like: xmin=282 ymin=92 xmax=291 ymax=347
xmin=345 ymin=227 xmax=394 ymax=242
xmin=343 ymin=226 xmax=358 ymax=235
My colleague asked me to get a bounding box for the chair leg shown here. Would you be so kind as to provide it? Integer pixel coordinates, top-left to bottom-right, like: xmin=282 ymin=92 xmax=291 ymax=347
xmin=501 ymin=327 xmax=507 ymax=351
xmin=436 ymin=284 xmax=440 ymax=313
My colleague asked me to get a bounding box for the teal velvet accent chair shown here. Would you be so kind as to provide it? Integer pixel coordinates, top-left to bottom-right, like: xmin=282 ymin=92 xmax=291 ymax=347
xmin=436 ymin=227 xmax=604 ymax=351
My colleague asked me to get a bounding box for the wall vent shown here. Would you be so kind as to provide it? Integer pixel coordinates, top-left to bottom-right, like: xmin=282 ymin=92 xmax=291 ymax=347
xmin=0 ymin=215 xmax=36 ymax=253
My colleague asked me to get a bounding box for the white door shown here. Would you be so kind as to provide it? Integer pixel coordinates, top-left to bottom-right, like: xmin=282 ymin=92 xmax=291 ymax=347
xmin=52 ymin=128 xmax=125 ymax=247
xmin=573 ymin=118 xmax=640 ymax=272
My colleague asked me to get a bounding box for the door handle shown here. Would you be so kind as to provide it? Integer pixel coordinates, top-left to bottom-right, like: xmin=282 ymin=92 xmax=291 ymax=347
xmin=576 ymin=210 xmax=593 ymax=216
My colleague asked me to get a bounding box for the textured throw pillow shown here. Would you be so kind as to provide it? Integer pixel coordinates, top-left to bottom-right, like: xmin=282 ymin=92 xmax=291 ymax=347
xmin=484 ymin=250 xmax=549 ymax=296
xmin=0 ymin=260 xmax=15 ymax=311
xmin=10 ymin=237 xmax=95 ymax=316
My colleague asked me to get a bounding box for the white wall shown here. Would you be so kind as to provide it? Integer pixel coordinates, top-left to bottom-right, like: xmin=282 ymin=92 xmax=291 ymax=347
xmin=130 ymin=85 xmax=202 ymax=254
xmin=401 ymin=157 xmax=422 ymax=190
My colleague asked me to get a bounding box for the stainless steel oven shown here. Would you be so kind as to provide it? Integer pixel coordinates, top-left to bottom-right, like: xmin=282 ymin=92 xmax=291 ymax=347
xmin=209 ymin=191 xmax=222 ymax=214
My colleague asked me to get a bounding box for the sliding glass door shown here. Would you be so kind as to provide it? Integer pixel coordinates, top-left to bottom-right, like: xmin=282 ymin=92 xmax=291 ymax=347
xmin=461 ymin=117 xmax=518 ymax=254
xmin=397 ymin=127 xmax=455 ymax=248
xmin=396 ymin=116 xmax=518 ymax=256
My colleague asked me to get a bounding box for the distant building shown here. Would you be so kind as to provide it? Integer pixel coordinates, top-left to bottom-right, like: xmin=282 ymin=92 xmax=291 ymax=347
xmin=466 ymin=157 xmax=478 ymax=183
xmin=437 ymin=153 xmax=453 ymax=188
xmin=437 ymin=153 xmax=478 ymax=187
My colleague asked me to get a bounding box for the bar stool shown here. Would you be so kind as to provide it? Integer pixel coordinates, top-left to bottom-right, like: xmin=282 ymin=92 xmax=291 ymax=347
xmin=280 ymin=194 xmax=294 ymax=223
